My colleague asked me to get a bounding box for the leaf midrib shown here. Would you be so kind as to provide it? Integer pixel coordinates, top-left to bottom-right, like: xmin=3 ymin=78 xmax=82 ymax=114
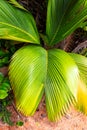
xmin=50 ymin=1 xmax=80 ymax=45
xmin=0 ymin=22 xmax=37 ymax=42
xmin=63 ymin=12 xmax=87 ymax=37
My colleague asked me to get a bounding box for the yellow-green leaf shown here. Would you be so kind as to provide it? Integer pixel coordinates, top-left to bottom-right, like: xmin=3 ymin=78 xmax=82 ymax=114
xmin=9 ymin=45 xmax=47 ymax=115
xmin=45 ymin=49 xmax=79 ymax=121
xmin=69 ymin=53 xmax=87 ymax=114
xmin=9 ymin=46 xmax=79 ymax=121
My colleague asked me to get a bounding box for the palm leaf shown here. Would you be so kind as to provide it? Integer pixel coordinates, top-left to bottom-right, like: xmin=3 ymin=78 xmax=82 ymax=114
xmin=77 ymin=79 xmax=87 ymax=114
xmin=45 ymin=49 xmax=79 ymax=121
xmin=69 ymin=53 xmax=87 ymax=114
xmin=9 ymin=45 xmax=47 ymax=115
xmin=46 ymin=0 xmax=87 ymax=46
xmin=9 ymin=46 xmax=79 ymax=121
xmin=0 ymin=0 xmax=40 ymax=44
xmin=69 ymin=53 xmax=87 ymax=85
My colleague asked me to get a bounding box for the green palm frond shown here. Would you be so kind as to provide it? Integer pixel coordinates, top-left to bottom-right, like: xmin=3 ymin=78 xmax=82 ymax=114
xmin=69 ymin=53 xmax=87 ymax=114
xmin=69 ymin=53 xmax=87 ymax=85
xmin=9 ymin=45 xmax=47 ymax=115
xmin=46 ymin=0 xmax=87 ymax=46
xmin=9 ymin=46 xmax=79 ymax=121
xmin=0 ymin=0 xmax=40 ymax=44
xmin=45 ymin=49 xmax=79 ymax=120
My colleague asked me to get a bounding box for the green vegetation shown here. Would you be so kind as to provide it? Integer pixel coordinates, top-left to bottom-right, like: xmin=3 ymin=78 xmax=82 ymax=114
xmin=0 ymin=0 xmax=87 ymax=122
xmin=0 ymin=40 xmax=14 ymax=125
xmin=0 ymin=71 xmax=13 ymax=125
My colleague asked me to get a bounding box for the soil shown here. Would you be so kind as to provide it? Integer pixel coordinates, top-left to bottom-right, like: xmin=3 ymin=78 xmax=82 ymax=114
xmin=1 ymin=104 xmax=87 ymax=130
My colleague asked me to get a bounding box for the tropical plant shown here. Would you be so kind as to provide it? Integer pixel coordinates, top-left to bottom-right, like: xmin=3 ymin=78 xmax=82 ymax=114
xmin=0 ymin=72 xmax=13 ymax=125
xmin=0 ymin=40 xmax=16 ymax=125
xmin=0 ymin=0 xmax=87 ymax=121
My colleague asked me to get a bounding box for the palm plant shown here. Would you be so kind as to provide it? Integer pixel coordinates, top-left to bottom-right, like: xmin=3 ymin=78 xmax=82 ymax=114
xmin=0 ymin=0 xmax=87 ymax=121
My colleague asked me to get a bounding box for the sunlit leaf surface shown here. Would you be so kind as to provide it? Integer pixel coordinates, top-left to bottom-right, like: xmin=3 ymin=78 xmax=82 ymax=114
xmin=70 ymin=53 xmax=87 ymax=114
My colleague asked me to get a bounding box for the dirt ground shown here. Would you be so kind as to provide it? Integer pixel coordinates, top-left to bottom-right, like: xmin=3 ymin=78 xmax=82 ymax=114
xmin=0 ymin=104 xmax=87 ymax=130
